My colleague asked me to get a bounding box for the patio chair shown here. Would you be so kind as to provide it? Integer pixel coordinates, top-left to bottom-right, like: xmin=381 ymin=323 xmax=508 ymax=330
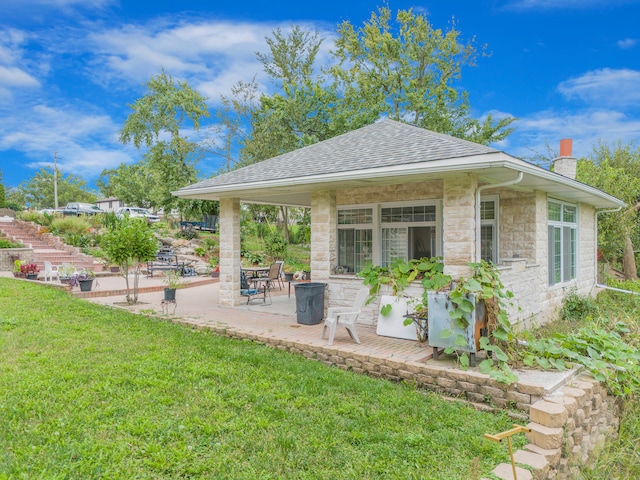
xmin=275 ymin=260 xmax=285 ymax=289
xmin=250 ymin=263 xmax=281 ymax=304
xmin=322 ymin=286 xmax=369 ymax=346
xmin=43 ymin=261 xmax=60 ymax=283
xmin=240 ymin=270 xmax=266 ymax=304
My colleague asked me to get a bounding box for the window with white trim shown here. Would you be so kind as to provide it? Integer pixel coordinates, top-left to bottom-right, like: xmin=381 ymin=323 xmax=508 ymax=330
xmin=337 ymin=202 xmax=441 ymax=272
xmin=380 ymin=205 xmax=437 ymax=266
xmin=548 ymin=200 xmax=577 ymax=286
xmin=337 ymin=208 xmax=373 ymax=273
xmin=480 ymin=198 xmax=498 ymax=264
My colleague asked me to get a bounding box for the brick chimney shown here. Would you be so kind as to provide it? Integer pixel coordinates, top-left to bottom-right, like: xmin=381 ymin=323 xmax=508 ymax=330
xmin=553 ymin=138 xmax=576 ymax=179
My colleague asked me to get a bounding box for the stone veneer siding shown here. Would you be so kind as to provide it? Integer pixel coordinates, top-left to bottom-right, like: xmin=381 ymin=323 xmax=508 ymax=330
xmin=218 ymin=197 xmax=241 ymax=306
xmin=331 ymin=180 xmax=600 ymax=331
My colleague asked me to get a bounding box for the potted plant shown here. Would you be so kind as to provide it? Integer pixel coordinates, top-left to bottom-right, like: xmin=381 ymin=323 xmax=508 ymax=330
xmin=163 ymin=270 xmax=187 ymax=301
xmin=209 ymin=258 xmax=220 ymax=277
xmin=59 ymin=264 xmax=77 ymax=284
xmin=13 ymin=259 xmax=23 ymax=278
xmin=77 ymin=269 xmax=96 ymax=292
xmin=20 ymin=263 xmax=40 ymax=280
xmin=359 ymin=257 xmax=450 ymax=341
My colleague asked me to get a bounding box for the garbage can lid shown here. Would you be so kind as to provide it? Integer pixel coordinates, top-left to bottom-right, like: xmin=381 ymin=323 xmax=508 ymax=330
xmin=294 ymin=282 xmax=326 ymax=289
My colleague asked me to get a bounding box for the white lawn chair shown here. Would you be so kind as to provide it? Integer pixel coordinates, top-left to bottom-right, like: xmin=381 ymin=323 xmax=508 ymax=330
xmin=322 ymin=286 xmax=369 ymax=346
xmin=43 ymin=261 xmax=60 ymax=283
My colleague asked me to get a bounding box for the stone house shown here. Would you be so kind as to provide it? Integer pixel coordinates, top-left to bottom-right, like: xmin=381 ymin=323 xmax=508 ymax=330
xmin=175 ymin=119 xmax=624 ymax=329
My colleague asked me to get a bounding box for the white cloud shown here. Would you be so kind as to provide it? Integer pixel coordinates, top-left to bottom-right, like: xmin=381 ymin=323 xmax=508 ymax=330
xmin=0 ymin=66 xmax=40 ymax=88
xmin=86 ymin=21 xmax=274 ymax=90
xmin=0 ymin=103 xmax=134 ymax=178
xmin=84 ymin=19 xmax=336 ymax=100
xmin=499 ymin=108 xmax=640 ymax=160
xmin=499 ymin=0 xmax=637 ymax=10
xmin=557 ymin=68 xmax=640 ymax=108
xmin=617 ymin=38 xmax=638 ymax=49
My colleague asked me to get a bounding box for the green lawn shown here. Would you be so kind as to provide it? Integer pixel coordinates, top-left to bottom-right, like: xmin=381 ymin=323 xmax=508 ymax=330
xmin=0 ymin=278 xmax=523 ymax=479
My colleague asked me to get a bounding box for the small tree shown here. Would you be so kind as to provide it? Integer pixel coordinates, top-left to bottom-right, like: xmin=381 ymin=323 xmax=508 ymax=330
xmin=102 ymin=216 xmax=158 ymax=304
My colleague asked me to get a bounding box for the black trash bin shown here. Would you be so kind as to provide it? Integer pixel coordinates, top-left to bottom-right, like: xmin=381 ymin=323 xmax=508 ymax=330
xmin=294 ymin=282 xmax=326 ymax=325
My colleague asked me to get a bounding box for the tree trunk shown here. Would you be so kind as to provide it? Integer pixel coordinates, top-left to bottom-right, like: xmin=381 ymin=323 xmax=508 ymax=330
xmin=279 ymin=206 xmax=290 ymax=243
xmin=622 ymin=234 xmax=637 ymax=280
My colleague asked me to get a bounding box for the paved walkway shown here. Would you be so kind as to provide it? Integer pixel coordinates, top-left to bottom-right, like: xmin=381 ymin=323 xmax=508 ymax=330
xmin=83 ymin=274 xmax=433 ymax=365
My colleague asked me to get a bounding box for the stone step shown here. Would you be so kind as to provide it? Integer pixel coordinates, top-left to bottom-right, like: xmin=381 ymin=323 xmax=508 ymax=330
xmin=1 ymin=220 xmax=97 ymax=274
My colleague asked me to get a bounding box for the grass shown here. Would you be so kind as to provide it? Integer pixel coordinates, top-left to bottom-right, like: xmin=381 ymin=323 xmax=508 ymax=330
xmin=1 ymin=278 xmax=523 ymax=479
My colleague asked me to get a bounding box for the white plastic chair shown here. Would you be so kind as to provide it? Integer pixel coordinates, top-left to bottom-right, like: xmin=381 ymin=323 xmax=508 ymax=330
xmin=43 ymin=261 xmax=60 ymax=283
xmin=322 ymin=286 xmax=369 ymax=346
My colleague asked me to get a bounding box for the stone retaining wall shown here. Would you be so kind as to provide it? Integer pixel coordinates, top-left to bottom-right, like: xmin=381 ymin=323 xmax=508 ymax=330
xmin=0 ymin=248 xmax=33 ymax=271
xmin=179 ymin=320 xmax=619 ymax=480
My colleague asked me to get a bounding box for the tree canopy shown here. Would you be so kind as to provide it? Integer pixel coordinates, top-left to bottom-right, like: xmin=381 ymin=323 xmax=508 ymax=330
xmin=117 ymin=71 xmax=210 ymax=213
xmin=577 ymin=140 xmax=640 ymax=279
xmin=7 ymin=168 xmax=96 ymax=209
xmin=217 ymin=7 xmax=515 ymax=172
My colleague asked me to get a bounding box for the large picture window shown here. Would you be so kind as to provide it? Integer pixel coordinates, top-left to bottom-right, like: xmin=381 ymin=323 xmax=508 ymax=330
xmin=337 ymin=202 xmax=441 ymax=273
xmin=548 ymin=200 xmax=577 ymax=286
xmin=380 ymin=205 xmax=437 ymax=266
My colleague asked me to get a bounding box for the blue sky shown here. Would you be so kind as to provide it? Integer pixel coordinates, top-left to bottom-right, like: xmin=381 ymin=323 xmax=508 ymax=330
xmin=1 ymin=0 xmax=639 ymax=191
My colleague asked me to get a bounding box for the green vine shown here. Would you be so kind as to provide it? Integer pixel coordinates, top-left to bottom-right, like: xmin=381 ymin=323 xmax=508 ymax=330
xmin=360 ymin=259 xmax=518 ymax=384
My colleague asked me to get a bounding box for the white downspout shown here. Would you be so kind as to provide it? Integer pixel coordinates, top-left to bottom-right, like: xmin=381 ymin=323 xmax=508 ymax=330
xmin=594 ymin=206 xmax=640 ymax=295
xmin=475 ymin=172 xmax=524 ymax=263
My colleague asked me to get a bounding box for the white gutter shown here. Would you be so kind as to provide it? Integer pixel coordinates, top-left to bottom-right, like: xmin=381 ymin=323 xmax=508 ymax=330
xmin=475 ymin=172 xmax=524 ymax=262
xmin=173 ymin=155 xmax=623 ymax=208
xmin=594 ymin=206 xmax=640 ymax=295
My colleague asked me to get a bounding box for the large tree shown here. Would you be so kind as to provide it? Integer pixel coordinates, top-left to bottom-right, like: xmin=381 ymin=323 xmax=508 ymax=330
xmin=577 ymin=140 xmax=640 ymax=280
xmin=329 ymin=7 xmax=515 ymax=145
xmin=239 ymin=27 xmax=343 ymax=166
xmin=97 ymin=161 xmax=154 ymax=209
xmin=119 ymin=71 xmax=210 ymax=212
xmin=7 ymin=168 xmax=96 ymax=209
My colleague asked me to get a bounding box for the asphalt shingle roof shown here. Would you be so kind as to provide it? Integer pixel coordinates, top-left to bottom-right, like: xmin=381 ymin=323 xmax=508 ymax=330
xmin=179 ymin=119 xmax=499 ymax=191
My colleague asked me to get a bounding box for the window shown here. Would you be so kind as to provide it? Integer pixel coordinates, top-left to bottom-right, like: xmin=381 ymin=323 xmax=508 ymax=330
xmin=337 ymin=202 xmax=441 ymax=272
xmin=480 ymin=198 xmax=498 ymax=264
xmin=337 ymin=208 xmax=373 ymax=273
xmin=548 ymin=200 xmax=577 ymax=286
xmin=380 ymin=205 xmax=437 ymax=266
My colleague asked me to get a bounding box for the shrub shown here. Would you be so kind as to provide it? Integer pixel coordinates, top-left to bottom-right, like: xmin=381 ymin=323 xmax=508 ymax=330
xmin=265 ymin=230 xmax=287 ymax=260
xmin=0 ymin=238 xmax=22 ymax=248
xmin=177 ymin=225 xmax=199 ymax=240
xmin=52 ymin=216 xmax=91 ymax=236
xmin=561 ymin=289 xmax=597 ymax=322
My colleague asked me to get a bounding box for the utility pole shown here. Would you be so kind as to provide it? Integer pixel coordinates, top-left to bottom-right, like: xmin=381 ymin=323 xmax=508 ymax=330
xmin=53 ymin=151 xmax=59 ymax=209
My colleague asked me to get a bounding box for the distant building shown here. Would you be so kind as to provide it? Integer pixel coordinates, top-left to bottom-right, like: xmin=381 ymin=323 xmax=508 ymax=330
xmin=96 ymin=197 xmax=125 ymax=212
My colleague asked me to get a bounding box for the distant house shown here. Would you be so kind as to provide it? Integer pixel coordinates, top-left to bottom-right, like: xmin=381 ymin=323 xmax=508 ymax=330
xmin=174 ymin=119 xmax=624 ymax=328
xmin=96 ymin=197 xmax=125 ymax=212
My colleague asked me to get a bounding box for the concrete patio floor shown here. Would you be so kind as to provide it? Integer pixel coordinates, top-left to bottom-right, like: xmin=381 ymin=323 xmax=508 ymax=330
xmin=72 ymin=273 xmax=579 ymax=397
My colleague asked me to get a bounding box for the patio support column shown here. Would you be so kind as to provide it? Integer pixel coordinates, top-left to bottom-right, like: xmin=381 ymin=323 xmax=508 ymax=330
xmin=219 ymin=197 xmax=241 ymax=306
xmin=310 ymin=190 xmax=336 ymax=281
xmin=442 ymin=174 xmax=477 ymax=279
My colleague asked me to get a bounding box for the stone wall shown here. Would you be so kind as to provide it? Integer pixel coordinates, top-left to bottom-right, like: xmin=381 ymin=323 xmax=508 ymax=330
xmin=0 ymin=248 xmax=33 ymax=271
xmin=508 ymin=376 xmax=619 ymax=480
xmin=192 ymin=317 xmax=619 ymax=480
